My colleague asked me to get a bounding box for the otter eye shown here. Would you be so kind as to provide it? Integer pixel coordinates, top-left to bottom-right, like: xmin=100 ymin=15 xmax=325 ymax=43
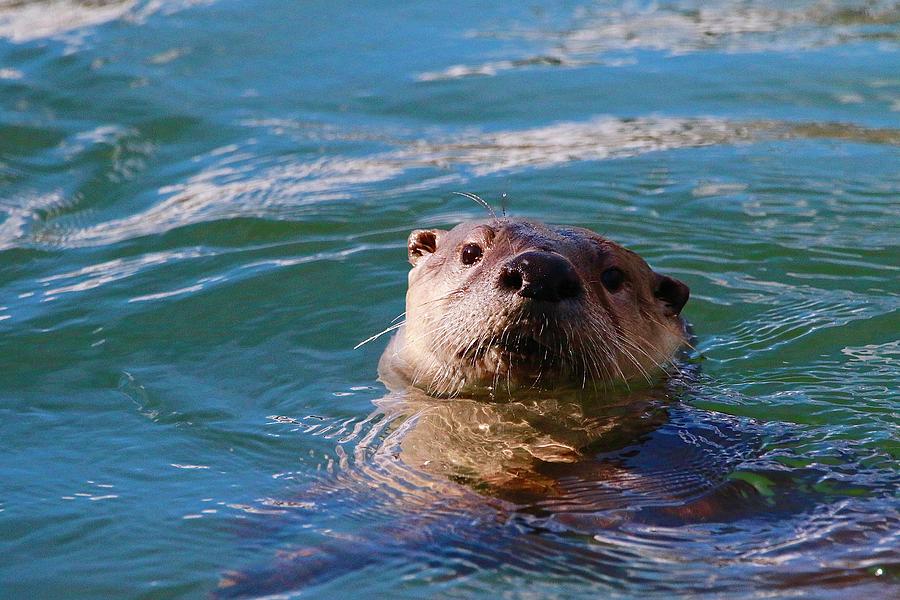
xmin=600 ymin=267 xmax=625 ymax=292
xmin=460 ymin=243 xmax=483 ymax=266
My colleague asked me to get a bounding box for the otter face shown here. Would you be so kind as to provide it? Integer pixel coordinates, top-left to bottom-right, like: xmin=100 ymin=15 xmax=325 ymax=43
xmin=391 ymin=218 xmax=689 ymax=396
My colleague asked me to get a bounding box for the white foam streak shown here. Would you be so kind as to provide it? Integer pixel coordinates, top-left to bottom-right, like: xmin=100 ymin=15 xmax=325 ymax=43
xmin=0 ymin=190 xmax=67 ymax=250
xmin=38 ymin=247 xmax=208 ymax=297
xmin=0 ymin=0 xmax=214 ymax=43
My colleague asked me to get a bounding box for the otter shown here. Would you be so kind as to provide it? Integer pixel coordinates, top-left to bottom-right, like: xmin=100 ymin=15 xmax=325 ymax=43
xmin=380 ymin=217 xmax=690 ymax=397
xmin=217 ymin=216 xmax=718 ymax=598
xmin=219 ymin=216 xmax=877 ymax=598
xmin=371 ymin=216 xmax=693 ymax=495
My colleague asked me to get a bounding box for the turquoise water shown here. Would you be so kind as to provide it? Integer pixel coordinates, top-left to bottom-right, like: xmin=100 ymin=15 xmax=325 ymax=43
xmin=1 ymin=1 xmax=898 ymax=597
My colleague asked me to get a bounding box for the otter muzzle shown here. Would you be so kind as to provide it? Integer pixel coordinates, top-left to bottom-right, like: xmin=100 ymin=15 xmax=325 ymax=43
xmin=498 ymin=251 xmax=582 ymax=303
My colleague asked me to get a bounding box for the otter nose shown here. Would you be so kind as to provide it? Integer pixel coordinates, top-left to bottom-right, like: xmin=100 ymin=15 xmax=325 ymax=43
xmin=498 ymin=251 xmax=582 ymax=302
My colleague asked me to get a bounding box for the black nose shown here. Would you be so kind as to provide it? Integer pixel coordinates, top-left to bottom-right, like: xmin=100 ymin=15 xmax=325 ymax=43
xmin=498 ymin=251 xmax=582 ymax=302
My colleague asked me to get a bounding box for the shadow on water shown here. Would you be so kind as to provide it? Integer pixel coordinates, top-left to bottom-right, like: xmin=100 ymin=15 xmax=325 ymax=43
xmin=214 ymin=361 xmax=899 ymax=598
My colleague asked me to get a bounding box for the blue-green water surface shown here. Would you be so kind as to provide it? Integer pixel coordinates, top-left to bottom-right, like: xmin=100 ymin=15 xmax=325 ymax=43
xmin=1 ymin=1 xmax=898 ymax=598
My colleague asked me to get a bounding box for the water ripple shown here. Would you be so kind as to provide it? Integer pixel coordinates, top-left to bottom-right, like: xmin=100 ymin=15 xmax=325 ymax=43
xmin=419 ymin=0 xmax=900 ymax=81
xmin=10 ymin=115 xmax=896 ymax=249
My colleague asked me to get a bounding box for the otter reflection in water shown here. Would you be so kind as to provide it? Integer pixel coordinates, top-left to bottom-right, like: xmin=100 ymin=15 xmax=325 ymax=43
xmin=218 ymin=215 xmax=769 ymax=597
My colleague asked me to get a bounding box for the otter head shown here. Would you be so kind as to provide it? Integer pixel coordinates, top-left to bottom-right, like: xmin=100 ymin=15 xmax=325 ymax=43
xmin=387 ymin=218 xmax=689 ymax=397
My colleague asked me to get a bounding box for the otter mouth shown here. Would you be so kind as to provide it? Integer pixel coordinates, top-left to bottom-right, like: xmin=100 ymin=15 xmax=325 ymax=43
xmin=492 ymin=334 xmax=547 ymax=359
xmin=455 ymin=332 xmax=551 ymax=363
xmin=469 ymin=332 xmax=562 ymax=370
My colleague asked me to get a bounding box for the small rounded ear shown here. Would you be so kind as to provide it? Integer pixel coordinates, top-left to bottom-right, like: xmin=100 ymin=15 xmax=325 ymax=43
xmin=653 ymin=272 xmax=690 ymax=317
xmin=407 ymin=229 xmax=443 ymax=266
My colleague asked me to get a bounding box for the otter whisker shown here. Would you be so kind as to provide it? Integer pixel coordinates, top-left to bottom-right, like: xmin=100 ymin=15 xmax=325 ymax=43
xmin=578 ymin=313 xmax=615 ymax=381
xmin=615 ymin=334 xmax=663 ymax=384
xmin=451 ymin=191 xmax=497 ymax=220
xmin=415 ymin=289 xmax=465 ymax=309
xmin=617 ymin=324 xmax=673 ymax=372
xmin=588 ymin=314 xmax=634 ymax=387
xmin=602 ymin=328 xmax=647 ymax=385
xmin=354 ymin=320 xmax=406 ymax=350
xmin=580 ymin=339 xmax=605 ymax=394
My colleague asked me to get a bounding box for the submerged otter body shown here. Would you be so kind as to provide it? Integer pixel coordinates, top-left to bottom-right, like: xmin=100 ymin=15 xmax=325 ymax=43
xmin=380 ymin=217 xmax=690 ymax=397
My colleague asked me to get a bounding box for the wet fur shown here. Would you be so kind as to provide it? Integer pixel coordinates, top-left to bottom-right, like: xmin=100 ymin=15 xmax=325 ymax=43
xmin=216 ymin=218 xmax=706 ymax=598
xmin=381 ymin=217 xmax=690 ymax=397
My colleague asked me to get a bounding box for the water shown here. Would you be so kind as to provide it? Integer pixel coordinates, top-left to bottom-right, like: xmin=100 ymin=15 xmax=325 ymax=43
xmin=1 ymin=0 xmax=898 ymax=597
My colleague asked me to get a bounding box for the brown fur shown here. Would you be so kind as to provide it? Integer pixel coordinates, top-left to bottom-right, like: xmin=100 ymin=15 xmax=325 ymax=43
xmin=379 ymin=218 xmax=690 ymax=397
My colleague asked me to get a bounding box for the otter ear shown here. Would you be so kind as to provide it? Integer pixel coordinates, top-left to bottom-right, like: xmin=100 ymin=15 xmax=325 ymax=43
xmin=407 ymin=229 xmax=444 ymax=267
xmin=653 ymin=272 xmax=690 ymax=317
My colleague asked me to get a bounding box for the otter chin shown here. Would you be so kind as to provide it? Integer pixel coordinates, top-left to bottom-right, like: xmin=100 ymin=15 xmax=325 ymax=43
xmin=379 ymin=217 xmax=690 ymax=397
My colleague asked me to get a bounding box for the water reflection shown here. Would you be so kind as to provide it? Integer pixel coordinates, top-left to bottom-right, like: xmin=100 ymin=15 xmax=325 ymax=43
xmin=218 ymin=359 xmax=897 ymax=598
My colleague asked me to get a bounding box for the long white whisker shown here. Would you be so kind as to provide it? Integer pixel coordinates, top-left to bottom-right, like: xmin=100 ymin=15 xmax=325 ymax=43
xmin=452 ymin=191 xmax=497 ymax=220
xmin=354 ymin=320 xmax=406 ymax=350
